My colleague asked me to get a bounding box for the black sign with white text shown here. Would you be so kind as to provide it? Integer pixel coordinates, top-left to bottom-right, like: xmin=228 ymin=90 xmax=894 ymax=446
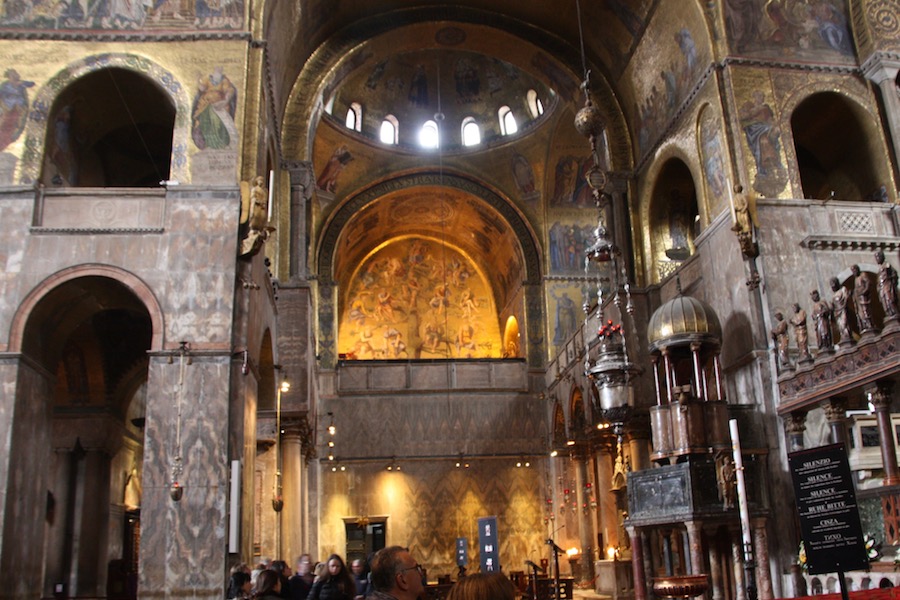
xmin=789 ymin=444 xmax=868 ymax=574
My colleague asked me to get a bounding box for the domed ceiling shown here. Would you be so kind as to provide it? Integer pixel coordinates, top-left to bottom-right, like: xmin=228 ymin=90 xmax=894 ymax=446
xmin=326 ymin=47 xmax=557 ymax=151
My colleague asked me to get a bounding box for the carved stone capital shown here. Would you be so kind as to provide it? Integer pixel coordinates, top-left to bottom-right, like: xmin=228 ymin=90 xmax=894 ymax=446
xmin=821 ymin=398 xmax=847 ymax=423
xmin=783 ymin=410 xmax=807 ymax=435
xmin=869 ymin=381 xmax=895 ymax=411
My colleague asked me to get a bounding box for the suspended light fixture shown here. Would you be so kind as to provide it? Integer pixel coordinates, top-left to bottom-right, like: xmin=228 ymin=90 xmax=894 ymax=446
xmin=170 ymin=341 xmax=190 ymax=502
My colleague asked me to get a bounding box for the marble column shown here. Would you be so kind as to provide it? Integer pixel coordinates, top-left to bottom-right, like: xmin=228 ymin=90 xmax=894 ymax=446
xmin=783 ymin=411 xmax=807 ymax=452
xmin=822 ymin=398 xmax=848 ymax=448
xmin=628 ymin=526 xmax=647 ymax=600
xmin=685 ymin=521 xmax=704 ymax=576
xmin=862 ymin=58 xmax=900 ymax=175
xmin=286 ymin=162 xmax=314 ymax=281
xmin=751 ymin=518 xmax=773 ymax=600
xmin=869 ymin=382 xmax=900 ymax=485
xmin=707 ymin=536 xmax=724 ymax=600
xmin=574 ymin=453 xmax=596 ymax=582
xmin=730 ymin=531 xmax=746 ymax=600
xmin=282 ymin=417 xmax=307 ymax=565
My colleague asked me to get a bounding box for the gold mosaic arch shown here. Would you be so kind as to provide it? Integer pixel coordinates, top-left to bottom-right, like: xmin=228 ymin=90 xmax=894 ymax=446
xmin=778 ymin=78 xmax=897 ymax=199
xmin=18 ymin=53 xmax=191 ymax=185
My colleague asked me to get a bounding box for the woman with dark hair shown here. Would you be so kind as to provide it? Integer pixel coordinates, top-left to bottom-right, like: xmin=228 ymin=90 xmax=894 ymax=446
xmin=228 ymin=571 xmax=252 ymax=600
xmin=307 ymin=554 xmax=355 ymax=600
xmin=445 ymin=573 xmax=515 ymax=600
xmin=254 ymin=570 xmax=283 ymax=600
xmin=271 ymin=560 xmax=292 ymax=599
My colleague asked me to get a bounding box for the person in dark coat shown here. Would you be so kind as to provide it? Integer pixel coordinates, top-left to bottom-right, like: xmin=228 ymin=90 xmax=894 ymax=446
xmin=307 ymin=554 xmax=355 ymax=600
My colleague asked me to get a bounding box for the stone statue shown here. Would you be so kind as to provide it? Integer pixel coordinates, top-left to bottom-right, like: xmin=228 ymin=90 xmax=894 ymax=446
xmin=790 ymin=303 xmax=812 ymax=363
xmin=809 ymin=289 xmax=833 ymax=351
xmin=715 ymin=451 xmax=736 ymax=509
xmin=830 ymin=276 xmax=853 ymax=346
xmin=771 ymin=311 xmax=791 ymax=370
xmin=730 ymin=183 xmax=758 ymax=257
xmin=851 ymin=264 xmax=877 ymax=333
xmin=240 ymin=175 xmax=275 ymax=257
xmin=875 ymin=250 xmax=899 ymax=321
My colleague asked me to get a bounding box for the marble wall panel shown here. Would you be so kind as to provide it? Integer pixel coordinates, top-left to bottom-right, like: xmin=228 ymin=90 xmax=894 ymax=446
xmin=39 ymin=191 xmax=165 ymax=230
xmin=1 ymin=359 xmax=53 ymax=599
xmin=408 ymin=363 xmax=452 ymax=390
xmin=369 ymin=365 xmax=410 ymax=390
xmin=140 ymin=355 xmax=230 ymax=597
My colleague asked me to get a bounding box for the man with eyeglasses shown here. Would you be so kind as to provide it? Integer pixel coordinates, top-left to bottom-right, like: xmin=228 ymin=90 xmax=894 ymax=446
xmin=368 ymin=546 xmax=426 ymax=600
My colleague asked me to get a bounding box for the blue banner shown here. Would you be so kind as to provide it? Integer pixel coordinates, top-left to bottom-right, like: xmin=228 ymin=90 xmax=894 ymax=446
xmin=477 ymin=516 xmax=500 ymax=572
xmin=456 ymin=537 xmax=468 ymax=566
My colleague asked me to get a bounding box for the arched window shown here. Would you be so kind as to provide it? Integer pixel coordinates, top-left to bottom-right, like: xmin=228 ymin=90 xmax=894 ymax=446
xmin=461 ymin=117 xmax=480 ymax=146
xmin=420 ymin=119 xmax=439 ymax=149
xmin=527 ymin=89 xmax=544 ymax=118
xmin=380 ymin=115 xmax=398 ymax=144
xmin=345 ymin=102 xmax=362 ymax=132
xmin=499 ymin=106 xmax=518 ymax=136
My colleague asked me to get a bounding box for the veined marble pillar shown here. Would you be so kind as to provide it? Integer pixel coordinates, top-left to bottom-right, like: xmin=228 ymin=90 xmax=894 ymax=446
xmin=870 ymin=382 xmax=900 ymax=485
xmin=628 ymin=526 xmax=647 ymax=600
xmin=282 ymin=417 xmax=308 ymax=564
xmin=731 ymin=532 xmax=746 ymax=600
xmin=139 ymin=350 xmax=232 ymax=599
xmin=822 ymin=398 xmax=848 ymax=448
xmin=574 ymin=454 xmax=595 ymax=582
xmin=707 ymin=536 xmax=723 ymax=600
xmin=751 ymin=518 xmax=773 ymax=600
xmin=685 ymin=521 xmax=704 ymax=576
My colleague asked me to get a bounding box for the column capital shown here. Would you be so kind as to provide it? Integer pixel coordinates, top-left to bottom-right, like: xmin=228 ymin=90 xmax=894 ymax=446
xmin=821 ymin=397 xmax=847 ymax=423
xmin=782 ymin=410 xmax=807 ymax=435
xmin=869 ymin=381 xmax=895 ymax=411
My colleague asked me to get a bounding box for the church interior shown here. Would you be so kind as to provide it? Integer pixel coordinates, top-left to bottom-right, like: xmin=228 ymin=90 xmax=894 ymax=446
xmin=0 ymin=1 xmax=899 ymax=599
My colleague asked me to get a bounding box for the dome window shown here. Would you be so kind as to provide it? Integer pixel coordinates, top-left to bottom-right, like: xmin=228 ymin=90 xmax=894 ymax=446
xmin=420 ymin=119 xmax=439 ymax=149
xmin=499 ymin=106 xmax=518 ymax=136
xmin=462 ymin=117 xmax=481 ymax=146
xmin=380 ymin=115 xmax=399 ymax=144
xmin=527 ymin=89 xmax=543 ymax=118
xmin=345 ymin=102 xmax=362 ymax=132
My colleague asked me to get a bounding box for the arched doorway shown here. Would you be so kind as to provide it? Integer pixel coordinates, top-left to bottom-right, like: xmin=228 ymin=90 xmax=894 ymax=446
xmin=13 ymin=274 xmax=153 ymax=599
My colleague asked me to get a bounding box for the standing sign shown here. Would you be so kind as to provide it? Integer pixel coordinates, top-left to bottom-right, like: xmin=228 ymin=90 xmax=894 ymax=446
xmin=477 ymin=516 xmax=500 ymax=573
xmin=456 ymin=537 xmax=468 ymax=566
xmin=788 ymin=444 xmax=868 ymax=574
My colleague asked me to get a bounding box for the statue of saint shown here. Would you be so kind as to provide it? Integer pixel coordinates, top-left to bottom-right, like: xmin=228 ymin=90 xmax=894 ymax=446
xmin=875 ymin=250 xmax=899 ymax=320
xmin=771 ymin=311 xmax=791 ymax=370
xmin=851 ymin=264 xmax=877 ymax=333
xmin=790 ymin=303 xmax=812 ymax=363
xmin=809 ymin=289 xmax=833 ymax=351
xmin=830 ymin=277 xmax=853 ymax=346
xmin=239 ymin=175 xmax=275 ymax=257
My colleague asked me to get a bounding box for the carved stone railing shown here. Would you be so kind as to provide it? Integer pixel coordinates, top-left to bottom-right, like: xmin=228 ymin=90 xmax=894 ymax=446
xmin=32 ymin=187 xmax=167 ymax=232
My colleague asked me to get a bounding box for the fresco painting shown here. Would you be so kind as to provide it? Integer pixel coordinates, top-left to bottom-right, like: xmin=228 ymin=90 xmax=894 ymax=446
xmin=725 ymin=0 xmax=854 ymax=60
xmin=339 ymin=237 xmax=501 ymax=360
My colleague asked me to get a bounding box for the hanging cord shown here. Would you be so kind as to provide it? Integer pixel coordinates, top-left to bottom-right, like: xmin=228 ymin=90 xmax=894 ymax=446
xmin=575 ymin=0 xmax=589 ymax=82
xmin=105 ymin=68 xmax=166 ymax=184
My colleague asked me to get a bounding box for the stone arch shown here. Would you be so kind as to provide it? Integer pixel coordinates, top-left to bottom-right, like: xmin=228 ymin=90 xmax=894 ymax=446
xmin=639 ymin=151 xmax=701 ymax=284
xmin=8 ymin=263 xmax=165 ymax=355
xmin=785 ymin=86 xmax=894 ymax=201
xmin=18 ymin=53 xmax=191 ymax=185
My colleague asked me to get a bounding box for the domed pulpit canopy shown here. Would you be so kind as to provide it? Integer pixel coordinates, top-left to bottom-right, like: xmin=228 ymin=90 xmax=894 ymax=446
xmin=646 ymin=290 xmax=728 ymax=463
xmin=647 ymin=293 xmax=722 ymax=353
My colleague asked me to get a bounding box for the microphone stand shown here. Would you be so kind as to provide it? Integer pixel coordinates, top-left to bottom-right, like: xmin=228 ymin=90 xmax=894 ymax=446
xmin=547 ymin=539 xmax=564 ymax=599
xmin=525 ymin=561 xmax=543 ymax=600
